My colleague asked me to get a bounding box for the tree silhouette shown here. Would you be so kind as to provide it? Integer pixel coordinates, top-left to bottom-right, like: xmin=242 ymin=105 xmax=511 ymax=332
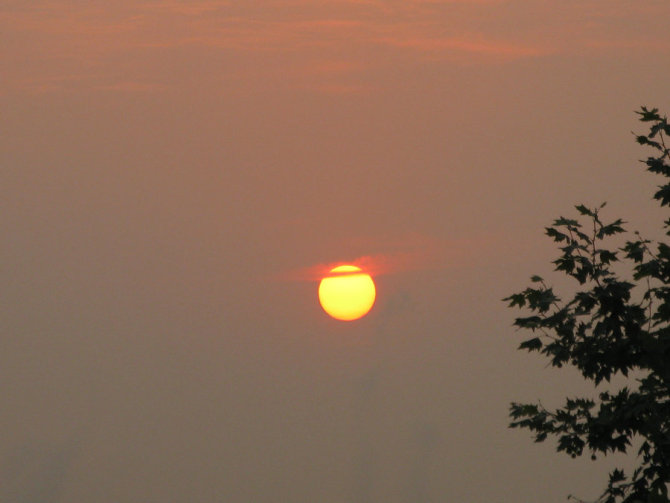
xmin=505 ymin=107 xmax=670 ymax=503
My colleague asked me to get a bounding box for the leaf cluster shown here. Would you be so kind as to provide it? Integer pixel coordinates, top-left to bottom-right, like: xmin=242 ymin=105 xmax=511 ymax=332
xmin=505 ymin=108 xmax=670 ymax=503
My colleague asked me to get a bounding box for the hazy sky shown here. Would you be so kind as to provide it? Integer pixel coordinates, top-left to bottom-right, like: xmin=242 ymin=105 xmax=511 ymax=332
xmin=3 ymin=1 xmax=670 ymax=502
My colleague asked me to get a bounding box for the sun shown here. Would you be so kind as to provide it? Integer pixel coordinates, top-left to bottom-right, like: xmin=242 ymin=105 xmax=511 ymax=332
xmin=318 ymin=265 xmax=376 ymax=321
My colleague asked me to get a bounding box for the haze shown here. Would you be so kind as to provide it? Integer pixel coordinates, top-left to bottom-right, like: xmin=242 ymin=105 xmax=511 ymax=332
xmin=2 ymin=1 xmax=670 ymax=501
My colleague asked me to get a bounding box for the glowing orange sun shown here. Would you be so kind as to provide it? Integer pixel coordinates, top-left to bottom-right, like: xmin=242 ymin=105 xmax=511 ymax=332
xmin=318 ymin=265 xmax=376 ymax=321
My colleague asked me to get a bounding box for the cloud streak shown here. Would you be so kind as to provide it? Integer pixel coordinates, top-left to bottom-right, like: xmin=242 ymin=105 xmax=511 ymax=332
xmin=375 ymin=34 xmax=547 ymax=58
xmin=3 ymin=0 xmax=668 ymax=95
xmin=272 ymin=232 xmax=487 ymax=283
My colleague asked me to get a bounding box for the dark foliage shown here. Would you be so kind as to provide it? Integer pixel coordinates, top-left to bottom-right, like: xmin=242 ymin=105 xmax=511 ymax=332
xmin=505 ymin=107 xmax=670 ymax=503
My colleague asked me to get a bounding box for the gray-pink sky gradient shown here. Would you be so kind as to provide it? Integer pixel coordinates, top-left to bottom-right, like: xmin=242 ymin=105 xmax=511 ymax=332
xmin=3 ymin=1 xmax=670 ymax=501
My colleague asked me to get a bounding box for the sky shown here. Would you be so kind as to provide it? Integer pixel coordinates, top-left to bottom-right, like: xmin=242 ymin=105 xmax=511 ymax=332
xmin=2 ymin=1 xmax=670 ymax=501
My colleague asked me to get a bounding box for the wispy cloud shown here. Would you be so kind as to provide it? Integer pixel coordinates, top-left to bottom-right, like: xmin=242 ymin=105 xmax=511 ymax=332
xmin=3 ymin=0 xmax=668 ymax=95
xmin=273 ymin=232 xmax=480 ymax=283
xmin=375 ymin=34 xmax=547 ymax=59
xmin=95 ymin=81 xmax=167 ymax=93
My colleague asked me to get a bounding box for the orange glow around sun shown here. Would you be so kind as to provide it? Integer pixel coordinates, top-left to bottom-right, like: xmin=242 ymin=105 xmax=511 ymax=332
xmin=318 ymin=265 xmax=376 ymax=321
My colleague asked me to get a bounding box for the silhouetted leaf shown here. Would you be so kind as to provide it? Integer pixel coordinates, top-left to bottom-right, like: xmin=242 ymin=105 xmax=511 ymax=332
xmin=519 ymin=337 xmax=543 ymax=351
xmin=576 ymin=204 xmax=593 ymax=216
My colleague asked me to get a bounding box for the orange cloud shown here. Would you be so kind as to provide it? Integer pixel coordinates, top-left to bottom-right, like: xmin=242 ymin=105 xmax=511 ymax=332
xmin=95 ymin=81 xmax=167 ymax=93
xmin=375 ymin=35 xmax=547 ymax=59
xmin=3 ymin=0 xmax=668 ymax=96
xmin=273 ymin=232 xmax=479 ymax=283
